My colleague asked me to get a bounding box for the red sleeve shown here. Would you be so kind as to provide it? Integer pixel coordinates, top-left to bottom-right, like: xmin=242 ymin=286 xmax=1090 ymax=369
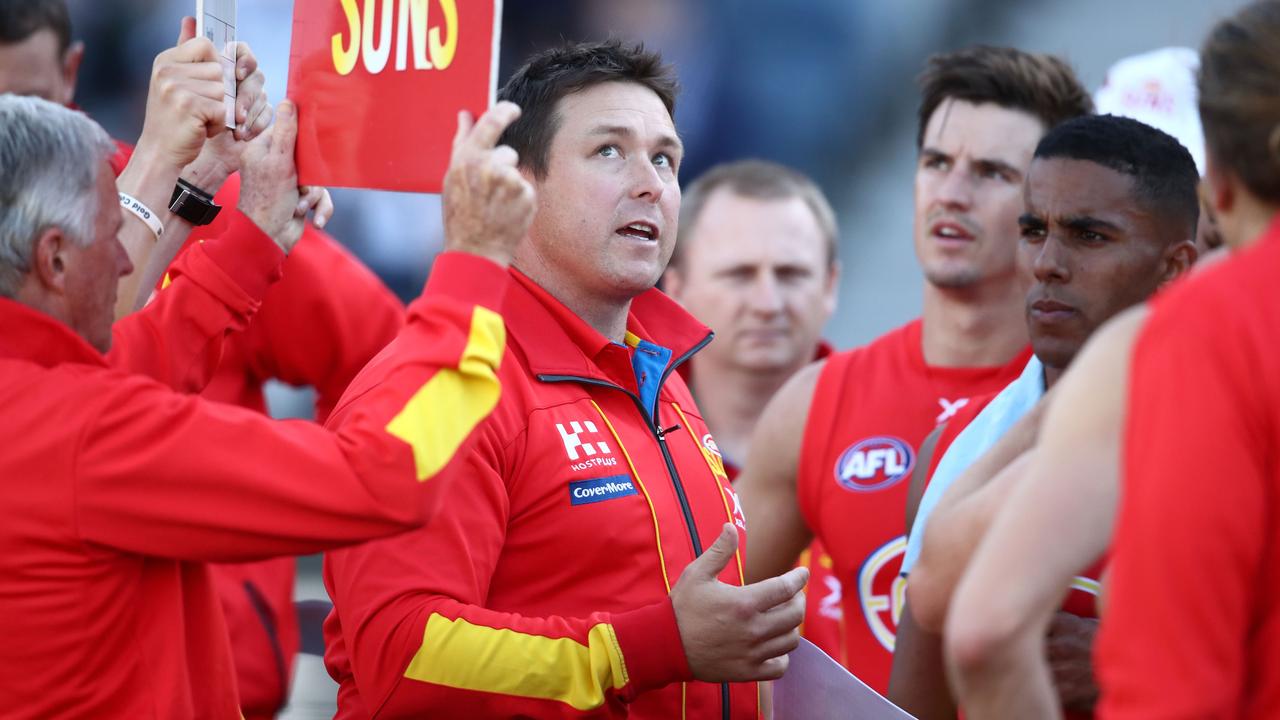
xmin=322 ymin=441 xmax=689 ymax=719
xmin=1097 ymin=302 xmax=1268 ymax=719
xmin=107 ymin=211 xmax=285 ymax=392
xmin=74 ymin=253 xmax=510 ymax=563
xmin=239 ymin=225 xmax=405 ymax=423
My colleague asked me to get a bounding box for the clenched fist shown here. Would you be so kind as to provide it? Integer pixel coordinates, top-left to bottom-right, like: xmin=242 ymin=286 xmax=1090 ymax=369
xmin=134 ymin=17 xmax=227 ymax=172
xmin=441 ymin=101 xmax=536 ymax=267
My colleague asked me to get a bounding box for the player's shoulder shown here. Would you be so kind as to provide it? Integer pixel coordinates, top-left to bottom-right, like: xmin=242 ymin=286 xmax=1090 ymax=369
xmin=823 ymin=318 xmax=920 ymax=371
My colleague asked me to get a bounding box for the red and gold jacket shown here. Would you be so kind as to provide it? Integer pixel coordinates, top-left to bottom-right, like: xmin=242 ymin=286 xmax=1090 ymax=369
xmin=114 ymin=140 xmax=404 ymax=717
xmin=323 ymin=269 xmax=758 ymax=719
xmin=0 ymin=243 xmax=508 ymax=718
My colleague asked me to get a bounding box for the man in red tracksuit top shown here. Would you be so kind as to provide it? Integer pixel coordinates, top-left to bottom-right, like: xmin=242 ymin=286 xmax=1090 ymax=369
xmin=736 ymin=46 xmax=1091 ymax=694
xmin=0 ymin=6 xmax=407 ymax=711
xmin=0 ymin=92 xmax=531 ymax=716
xmin=109 ymin=121 xmax=403 ymax=720
xmin=323 ymin=42 xmax=809 ymax=719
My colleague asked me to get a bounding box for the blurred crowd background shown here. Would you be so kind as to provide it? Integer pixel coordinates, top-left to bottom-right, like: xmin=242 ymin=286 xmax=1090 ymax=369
xmin=67 ymin=0 xmax=1248 ymax=349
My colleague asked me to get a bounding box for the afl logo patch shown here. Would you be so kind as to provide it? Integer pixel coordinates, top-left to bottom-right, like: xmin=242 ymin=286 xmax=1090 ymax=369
xmin=833 ymin=436 xmax=914 ymax=492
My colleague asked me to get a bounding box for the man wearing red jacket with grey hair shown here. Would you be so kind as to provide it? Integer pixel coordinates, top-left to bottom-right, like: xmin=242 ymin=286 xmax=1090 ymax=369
xmin=0 ymin=65 xmax=534 ymax=717
xmin=0 ymin=4 xmax=406 ymax=714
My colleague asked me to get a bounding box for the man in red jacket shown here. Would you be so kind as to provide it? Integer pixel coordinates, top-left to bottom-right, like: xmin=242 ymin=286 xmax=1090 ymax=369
xmin=0 ymin=4 xmax=406 ymax=715
xmin=0 ymin=78 xmax=534 ymax=716
xmin=663 ymin=159 xmax=843 ymax=659
xmin=322 ymin=41 xmax=809 ymax=719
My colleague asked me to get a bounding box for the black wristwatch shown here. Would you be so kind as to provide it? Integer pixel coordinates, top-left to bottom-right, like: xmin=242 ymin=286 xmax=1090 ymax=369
xmin=169 ymin=178 xmax=222 ymax=226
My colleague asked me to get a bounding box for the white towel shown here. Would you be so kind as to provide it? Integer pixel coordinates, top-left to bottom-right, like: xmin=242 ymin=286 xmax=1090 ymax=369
xmin=900 ymin=356 xmax=1045 ymax=575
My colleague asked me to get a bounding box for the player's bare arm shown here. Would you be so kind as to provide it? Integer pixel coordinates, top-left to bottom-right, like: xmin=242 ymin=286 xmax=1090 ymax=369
xmin=129 ymin=37 xmax=278 ymax=310
xmin=113 ymin=17 xmax=227 ymax=317
xmin=739 ymin=359 xmax=824 ymax=584
xmin=905 ymin=424 xmax=944 ymax=532
xmin=945 ymin=308 xmax=1144 ymax=720
xmin=889 ymin=603 xmax=957 ymax=720
xmin=890 ymin=422 xmax=955 ymax=719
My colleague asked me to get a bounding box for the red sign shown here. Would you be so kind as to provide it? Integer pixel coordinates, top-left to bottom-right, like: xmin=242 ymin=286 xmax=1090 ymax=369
xmin=288 ymin=0 xmax=501 ymax=193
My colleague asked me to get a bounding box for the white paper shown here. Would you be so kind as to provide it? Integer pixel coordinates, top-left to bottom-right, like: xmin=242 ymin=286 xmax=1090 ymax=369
xmin=773 ymin=639 xmax=917 ymax=720
xmin=197 ymin=0 xmax=237 ymax=129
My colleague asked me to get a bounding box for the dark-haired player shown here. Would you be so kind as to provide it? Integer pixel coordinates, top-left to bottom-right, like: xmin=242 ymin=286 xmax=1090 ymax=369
xmin=895 ymin=113 xmax=1200 ymax=719
xmin=737 ymin=45 xmax=1091 ymax=694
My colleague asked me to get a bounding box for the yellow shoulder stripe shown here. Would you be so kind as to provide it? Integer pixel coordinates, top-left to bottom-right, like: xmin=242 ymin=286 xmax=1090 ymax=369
xmin=403 ymin=613 xmax=629 ymax=711
xmin=386 ymin=305 xmax=505 ymax=481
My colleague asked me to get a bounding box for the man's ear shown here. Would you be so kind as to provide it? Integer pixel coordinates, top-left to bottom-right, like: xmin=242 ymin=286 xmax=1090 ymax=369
xmin=823 ymin=258 xmax=842 ymax=319
xmin=59 ymin=41 xmax=85 ymax=107
xmin=31 ymin=227 xmax=72 ymax=294
xmin=1159 ymin=239 xmax=1199 ymax=288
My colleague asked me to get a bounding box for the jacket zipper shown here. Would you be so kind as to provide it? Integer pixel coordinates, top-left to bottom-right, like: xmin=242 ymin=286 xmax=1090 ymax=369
xmin=539 ymin=332 xmax=732 ymax=720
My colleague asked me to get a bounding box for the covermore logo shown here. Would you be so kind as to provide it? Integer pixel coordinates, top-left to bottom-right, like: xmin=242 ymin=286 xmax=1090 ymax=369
xmin=833 ymin=436 xmax=914 ymax=493
xmin=568 ymin=475 xmax=638 ymax=506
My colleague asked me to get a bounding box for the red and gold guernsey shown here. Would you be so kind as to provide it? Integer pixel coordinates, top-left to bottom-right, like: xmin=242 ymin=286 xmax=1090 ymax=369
xmin=798 ymin=319 xmax=1030 ymax=692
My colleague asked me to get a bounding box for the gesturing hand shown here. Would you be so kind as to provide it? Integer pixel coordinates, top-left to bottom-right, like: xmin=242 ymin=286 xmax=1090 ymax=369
xmin=441 ymin=101 xmax=536 ymax=267
xmin=671 ymin=524 xmax=809 ymax=682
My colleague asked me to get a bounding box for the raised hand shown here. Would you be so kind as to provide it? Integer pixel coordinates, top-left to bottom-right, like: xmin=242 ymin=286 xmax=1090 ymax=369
xmin=671 ymin=524 xmax=809 ymax=682
xmin=179 ymin=40 xmax=274 ymax=196
xmin=134 ymin=17 xmax=227 ymax=172
xmin=237 ymin=100 xmax=321 ymax=254
xmin=441 ymin=101 xmax=536 ymax=267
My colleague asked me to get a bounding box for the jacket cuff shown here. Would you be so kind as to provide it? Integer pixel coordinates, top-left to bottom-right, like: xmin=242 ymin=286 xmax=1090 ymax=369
xmin=611 ymin=597 xmax=692 ymax=696
xmin=417 ymin=252 xmax=510 ymax=314
xmin=188 ymin=210 xmax=287 ymax=303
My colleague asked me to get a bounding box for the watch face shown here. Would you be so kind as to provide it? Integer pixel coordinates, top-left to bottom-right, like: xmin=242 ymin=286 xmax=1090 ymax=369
xmin=169 ymin=186 xmax=221 ymax=226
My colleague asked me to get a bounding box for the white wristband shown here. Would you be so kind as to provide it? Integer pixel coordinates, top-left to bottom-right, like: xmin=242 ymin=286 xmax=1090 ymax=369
xmin=118 ymin=192 xmax=164 ymax=241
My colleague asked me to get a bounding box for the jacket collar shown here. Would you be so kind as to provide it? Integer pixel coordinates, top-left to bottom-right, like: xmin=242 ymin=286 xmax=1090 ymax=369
xmin=0 ymin=297 xmax=106 ymax=368
xmin=504 ymin=269 xmax=713 ymax=383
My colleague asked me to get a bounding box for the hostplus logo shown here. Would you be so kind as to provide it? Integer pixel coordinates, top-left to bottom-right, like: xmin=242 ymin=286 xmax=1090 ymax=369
xmin=557 ymin=420 xmax=619 ymax=472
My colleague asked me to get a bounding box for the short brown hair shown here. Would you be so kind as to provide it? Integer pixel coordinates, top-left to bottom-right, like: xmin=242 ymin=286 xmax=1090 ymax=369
xmin=916 ymin=46 xmax=1092 ymax=147
xmin=672 ymin=159 xmax=838 ymax=269
xmin=0 ymin=0 xmax=72 ymax=54
xmin=1198 ymin=0 xmax=1280 ymax=204
xmin=497 ymin=40 xmax=678 ymax=179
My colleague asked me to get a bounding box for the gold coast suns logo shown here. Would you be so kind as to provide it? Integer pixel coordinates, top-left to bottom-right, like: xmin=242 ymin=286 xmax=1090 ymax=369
xmin=700 ymin=433 xmax=729 ymax=482
xmin=858 ymin=536 xmax=907 ymax=652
